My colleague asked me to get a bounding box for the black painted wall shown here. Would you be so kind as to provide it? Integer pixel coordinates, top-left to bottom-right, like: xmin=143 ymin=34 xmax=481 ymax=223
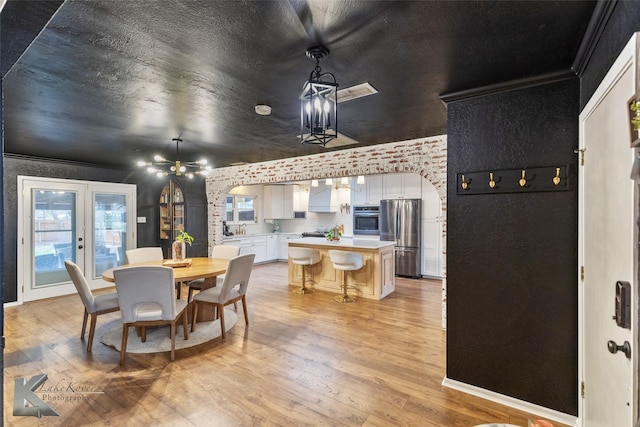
xmin=446 ymin=79 xmax=579 ymax=415
xmin=2 ymin=156 xmax=207 ymax=303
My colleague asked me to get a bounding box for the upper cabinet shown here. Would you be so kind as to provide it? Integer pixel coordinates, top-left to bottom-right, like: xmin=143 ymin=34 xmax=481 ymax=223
xmin=382 ymin=173 xmax=422 ymax=199
xmin=264 ymin=185 xmax=297 ymax=219
xmin=351 ymin=175 xmax=383 ymax=206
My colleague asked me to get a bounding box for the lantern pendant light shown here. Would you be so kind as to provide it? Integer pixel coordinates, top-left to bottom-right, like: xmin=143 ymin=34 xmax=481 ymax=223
xmin=300 ymin=46 xmax=338 ymax=146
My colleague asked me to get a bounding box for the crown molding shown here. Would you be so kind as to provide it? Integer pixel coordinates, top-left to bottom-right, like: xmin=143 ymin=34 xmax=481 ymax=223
xmin=439 ymin=70 xmax=577 ymax=104
xmin=572 ymin=0 xmax=618 ymax=77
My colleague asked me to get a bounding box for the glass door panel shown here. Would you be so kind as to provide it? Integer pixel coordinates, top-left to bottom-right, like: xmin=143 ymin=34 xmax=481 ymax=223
xmin=93 ymin=193 xmax=128 ymax=278
xmin=33 ymin=190 xmax=77 ymax=287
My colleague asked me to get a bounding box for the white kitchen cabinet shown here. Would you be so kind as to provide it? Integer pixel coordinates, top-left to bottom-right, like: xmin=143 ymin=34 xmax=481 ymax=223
xmin=222 ymin=236 xmax=268 ymax=263
xmin=421 ymin=181 xmax=442 ymax=278
xmin=351 ymin=174 xmax=383 ymax=206
xmin=263 ymin=185 xmax=295 ymax=219
xmin=252 ymin=236 xmax=267 ymax=263
xmin=266 ymin=234 xmax=278 ymax=261
xmin=382 ymin=173 xmax=422 ymax=199
xmin=292 ymin=185 xmax=307 ymax=212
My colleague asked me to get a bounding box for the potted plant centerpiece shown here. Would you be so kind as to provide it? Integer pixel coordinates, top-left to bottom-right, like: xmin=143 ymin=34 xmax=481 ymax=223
xmin=172 ymin=228 xmax=194 ymax=262
xmin=325 ymin=225 xmax=343 ymax=242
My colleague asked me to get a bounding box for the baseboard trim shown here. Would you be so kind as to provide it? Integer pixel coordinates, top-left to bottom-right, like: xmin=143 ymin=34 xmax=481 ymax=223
xmin=441 ymin=377 xmax=578 ymax=427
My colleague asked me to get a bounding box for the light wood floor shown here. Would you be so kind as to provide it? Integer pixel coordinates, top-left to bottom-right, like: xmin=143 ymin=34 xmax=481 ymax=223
xmin=4 ymin=262 xmax=563 ymax=426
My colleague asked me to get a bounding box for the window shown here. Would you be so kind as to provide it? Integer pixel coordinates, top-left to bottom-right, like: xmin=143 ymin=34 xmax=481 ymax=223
xmin=225 ymin=194 xmax=256 ymax=223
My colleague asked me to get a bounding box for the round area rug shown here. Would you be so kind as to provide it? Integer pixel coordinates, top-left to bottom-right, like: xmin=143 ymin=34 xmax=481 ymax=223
xmin=100 ymin=309 xmax=238 ymax=353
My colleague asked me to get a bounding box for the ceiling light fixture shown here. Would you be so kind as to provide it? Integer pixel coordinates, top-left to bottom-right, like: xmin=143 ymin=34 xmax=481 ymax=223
xmin=314 ymin=176 xmax=366 ymax=193
xmin=300 ymin=46 xmax=338 ymax=146
xmin=255 ymin=104 xmax=272 ymax=116
xmin=137 ymin=138 xmax=211 ymax=179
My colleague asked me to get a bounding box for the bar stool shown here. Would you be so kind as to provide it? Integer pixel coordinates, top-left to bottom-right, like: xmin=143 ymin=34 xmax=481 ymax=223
xmin=328 ymin=250 xmax=364 ymax=303
xmin=288 ymin=247 xmax=321 ymax=294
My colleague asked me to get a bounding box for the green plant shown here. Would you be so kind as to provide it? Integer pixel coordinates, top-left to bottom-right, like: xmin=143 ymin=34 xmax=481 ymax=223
xmin=175 ymin=229 xmax=194 ymax=245
xmin=325 ymin=225 xmax=343 ymax=241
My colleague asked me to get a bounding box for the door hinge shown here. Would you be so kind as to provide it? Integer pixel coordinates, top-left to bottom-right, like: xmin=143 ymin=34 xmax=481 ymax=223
xmin=575 ymin=148 xmax=586 ymax=166
xmin=580 ymin=266 xmax=585 ymax=281
xmin=21 ymin=285 xmax=24 ymax=293
xmin=581 ymin=381 xmax=585 ymax=398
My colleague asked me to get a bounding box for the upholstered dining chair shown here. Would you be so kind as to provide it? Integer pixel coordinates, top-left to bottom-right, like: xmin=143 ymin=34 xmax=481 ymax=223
xmin=125 ymin=247 xmax=184 ymax=298
xmin=64 ymin=260 xmax=120 ymax=352
xmin=125 ymin=247 xmax=163 ymax=264
xmin=113 ymin=266 xmax=189 ymax=365
xmin=191 ymin=253 xmax=255 ymax=339
xmin=186 ymin=245 xmax=240 ymax=302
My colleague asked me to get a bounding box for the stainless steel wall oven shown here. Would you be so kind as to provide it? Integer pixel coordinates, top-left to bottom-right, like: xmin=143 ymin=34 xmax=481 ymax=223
xmin=353 ymin=205 xmax=380 ymax=235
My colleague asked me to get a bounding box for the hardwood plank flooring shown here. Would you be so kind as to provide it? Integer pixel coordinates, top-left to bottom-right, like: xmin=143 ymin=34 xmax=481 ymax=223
xmin=4 ymin=262 xmax=565 ymax=426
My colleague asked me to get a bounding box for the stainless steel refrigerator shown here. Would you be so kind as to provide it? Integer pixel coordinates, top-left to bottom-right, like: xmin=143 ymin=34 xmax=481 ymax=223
xmin=380 ymin=199 xmax=421 ymax=278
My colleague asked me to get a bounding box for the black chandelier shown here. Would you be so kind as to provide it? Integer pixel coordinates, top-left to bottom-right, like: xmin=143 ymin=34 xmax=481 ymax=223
xmin=300 ymin=46 xmax=338 ymax=146
xmin=137 ymin=138 xmax=210 ymax=178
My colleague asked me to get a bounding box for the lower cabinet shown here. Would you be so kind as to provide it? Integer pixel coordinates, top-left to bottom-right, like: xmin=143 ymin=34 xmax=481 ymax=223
xmin=222 ymin=234 xmax=302 ymax=264
xmin=222 ymin=236 xmax=265 ymax=263
xmin=266 ymin=235 xmax=278 ymax=262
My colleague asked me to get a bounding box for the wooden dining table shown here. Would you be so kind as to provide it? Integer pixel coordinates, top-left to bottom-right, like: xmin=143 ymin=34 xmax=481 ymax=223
xmin=102 ymin=257 xmax=229 ymax=321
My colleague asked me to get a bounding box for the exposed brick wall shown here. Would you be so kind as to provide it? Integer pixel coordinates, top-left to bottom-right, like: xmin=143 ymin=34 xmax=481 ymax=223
xmin=205 ymin=135 xmax=448 ymax=326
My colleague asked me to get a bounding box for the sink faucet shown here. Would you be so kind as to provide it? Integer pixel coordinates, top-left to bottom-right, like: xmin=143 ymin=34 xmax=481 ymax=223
xmin=240 ymin=223 xmax=247 ymax=235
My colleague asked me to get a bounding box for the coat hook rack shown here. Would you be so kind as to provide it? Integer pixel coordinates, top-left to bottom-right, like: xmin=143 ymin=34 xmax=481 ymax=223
xmin=456 ymin=165 xmax=570 ymax=195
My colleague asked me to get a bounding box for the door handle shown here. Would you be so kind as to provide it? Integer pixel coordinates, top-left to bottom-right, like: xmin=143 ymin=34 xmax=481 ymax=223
xmin=607 ymin=340 xmax=631 ymax=359
xmin=78 ymin=245 xmax=84 ymax=250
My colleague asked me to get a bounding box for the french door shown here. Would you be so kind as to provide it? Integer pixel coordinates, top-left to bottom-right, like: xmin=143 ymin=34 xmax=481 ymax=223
xmin=18 ymin=177 xmax=136 ymax=302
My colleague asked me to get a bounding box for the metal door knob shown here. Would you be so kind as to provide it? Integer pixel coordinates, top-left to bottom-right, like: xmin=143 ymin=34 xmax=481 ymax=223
xmin=607 ymin=340 xmax=631 ymax=359
xmin=78 ymin=245 xmax=83 ymax=250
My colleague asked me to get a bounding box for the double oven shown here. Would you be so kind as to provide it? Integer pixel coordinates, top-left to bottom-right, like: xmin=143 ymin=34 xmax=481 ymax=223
xmin=353 ymin=205 xmax=380 ymax=235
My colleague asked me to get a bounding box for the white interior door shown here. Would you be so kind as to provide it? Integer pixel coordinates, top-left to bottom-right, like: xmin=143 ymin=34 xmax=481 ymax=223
xmin=580 ymin=36 xmax=638 ymax=426
xmin=18 ymin=177 xmax=136 ymax=302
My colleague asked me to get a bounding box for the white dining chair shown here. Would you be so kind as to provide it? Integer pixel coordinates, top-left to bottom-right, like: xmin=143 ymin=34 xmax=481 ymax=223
xmin=191 ymin=253 xmax=255 ymax=339
xmin=125 ymin=247 xmax=163 ymax=264
xmin=187 ymin=245 xmax=240 ymax=302
xmin=64 ymin=260 xmax=120 ymax=352
xmin=113 ymin=266 xmax=189 ymax=365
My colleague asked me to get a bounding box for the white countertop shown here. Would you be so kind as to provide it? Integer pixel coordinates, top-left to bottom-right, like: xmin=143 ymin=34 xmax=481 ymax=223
xmin=289 ymin=237 xmax=395 ymax=249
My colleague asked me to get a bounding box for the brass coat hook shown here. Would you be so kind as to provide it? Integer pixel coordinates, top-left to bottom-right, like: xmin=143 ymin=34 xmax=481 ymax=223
xmin=461 ymin=174 xmax=468 ymax=190
xmin=553 ymin=167 xmax=561 ymax=186
xmin=519 ymin=170 xmax=527 ymax=187
xmin=489 ymin=172 xmax=496 ymax=189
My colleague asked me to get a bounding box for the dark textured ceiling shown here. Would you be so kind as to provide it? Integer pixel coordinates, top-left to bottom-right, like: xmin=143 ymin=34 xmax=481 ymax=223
xmin=1 ymin=0 xmax=596 ymax=170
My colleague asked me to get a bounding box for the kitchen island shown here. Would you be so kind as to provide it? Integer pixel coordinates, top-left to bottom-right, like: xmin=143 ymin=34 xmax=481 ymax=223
xmin=288 ymin=238 xmax=396 ymax=300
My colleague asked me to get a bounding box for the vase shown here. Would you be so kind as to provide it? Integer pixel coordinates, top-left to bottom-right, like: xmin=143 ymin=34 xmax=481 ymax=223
xmin=172 ymin=240 xmax=186 ymax=262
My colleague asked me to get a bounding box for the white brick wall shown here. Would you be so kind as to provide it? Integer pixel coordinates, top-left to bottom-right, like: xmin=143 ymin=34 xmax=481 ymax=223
xmin=205 ymin=135 xmax=448 ymax=327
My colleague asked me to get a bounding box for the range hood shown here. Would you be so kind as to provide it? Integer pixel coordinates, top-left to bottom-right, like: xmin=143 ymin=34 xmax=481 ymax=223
xmin=308 ymin=186 xmax=338 ymax=213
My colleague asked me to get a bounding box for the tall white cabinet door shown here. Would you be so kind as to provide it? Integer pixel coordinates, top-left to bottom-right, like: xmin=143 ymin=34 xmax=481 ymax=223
xmin=421 ymin=180 xmax=442 ymax=278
